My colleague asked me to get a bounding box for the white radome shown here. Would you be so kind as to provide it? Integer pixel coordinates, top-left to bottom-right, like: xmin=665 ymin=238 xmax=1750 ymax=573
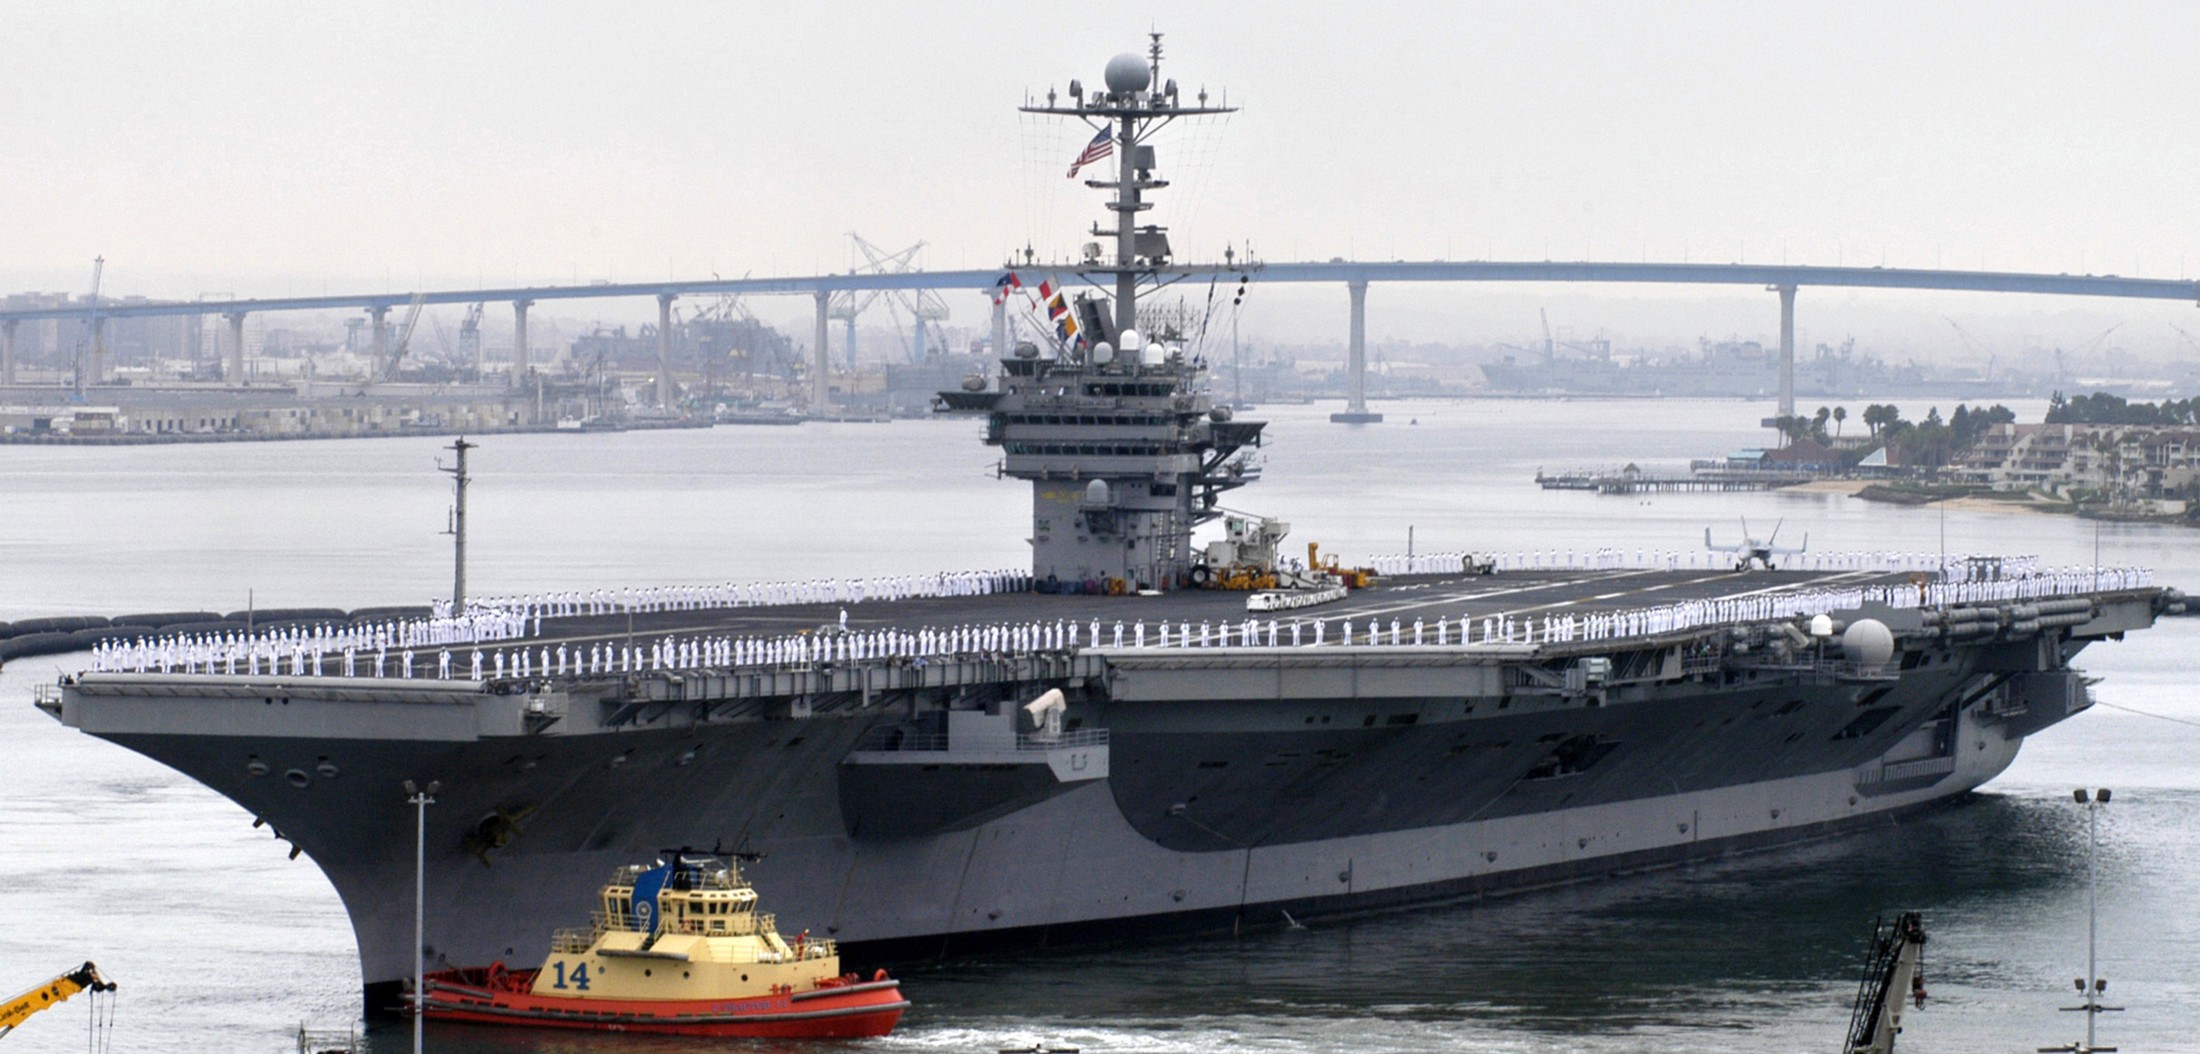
xmin=1104 ymin=53 xmax=1150 ymax=94
xmin=1841 ymin=618 xmax=1896 ymax=667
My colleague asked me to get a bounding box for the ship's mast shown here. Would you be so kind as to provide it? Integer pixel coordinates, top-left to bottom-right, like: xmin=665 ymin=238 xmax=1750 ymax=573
xmin=1021 ymin=32 xmax=1235 ymax=332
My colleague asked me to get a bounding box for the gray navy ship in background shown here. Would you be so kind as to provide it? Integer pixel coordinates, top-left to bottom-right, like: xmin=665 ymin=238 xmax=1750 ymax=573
xmin=1478 ymin=336 xmax=2030 ymax=400
xmin=40 ymin=38 xmax=2177 ymax=1013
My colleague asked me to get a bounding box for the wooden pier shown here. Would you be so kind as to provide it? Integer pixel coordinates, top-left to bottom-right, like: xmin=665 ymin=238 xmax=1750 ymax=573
xmin=1535 ymin=468 xmax=1817 ymax=494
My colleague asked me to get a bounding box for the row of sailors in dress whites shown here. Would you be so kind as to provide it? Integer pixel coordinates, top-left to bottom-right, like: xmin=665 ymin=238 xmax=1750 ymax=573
xmin=1468 ymin=549 xmax=2048 ymax=578
xmin=437 ymin=570 xmax=1032 ymax=623
xmin=88 ymin=564 xmax=2154 ymax=677
xmin=88 ymin=611 xmax=531 ymax=675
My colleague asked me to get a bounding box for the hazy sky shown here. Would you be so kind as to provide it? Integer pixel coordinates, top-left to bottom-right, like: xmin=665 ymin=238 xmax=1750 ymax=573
xmin=7 ymin=2 xmax=2200 ymax=356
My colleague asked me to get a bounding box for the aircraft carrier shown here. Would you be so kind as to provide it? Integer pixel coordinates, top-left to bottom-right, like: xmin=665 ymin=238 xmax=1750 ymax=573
xmin=35 ymin=39 xmax=2178 ymax=1013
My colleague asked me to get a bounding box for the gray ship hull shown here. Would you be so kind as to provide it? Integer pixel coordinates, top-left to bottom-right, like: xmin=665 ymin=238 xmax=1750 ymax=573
xmin=47 ymin=576 xmax=2158 ymax=1010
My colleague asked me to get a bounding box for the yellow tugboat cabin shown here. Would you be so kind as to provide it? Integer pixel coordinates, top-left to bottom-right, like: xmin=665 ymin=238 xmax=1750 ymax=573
xmin=535 ymin=855 xmax=839 ymax=1001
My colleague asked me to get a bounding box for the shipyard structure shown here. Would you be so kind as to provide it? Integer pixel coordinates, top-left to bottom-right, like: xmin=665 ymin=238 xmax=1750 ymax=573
xmin=34 ymin=39 xmax=2181 ymax=1015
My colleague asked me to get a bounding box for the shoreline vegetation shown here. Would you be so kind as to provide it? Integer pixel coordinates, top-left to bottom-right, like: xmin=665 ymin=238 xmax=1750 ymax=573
xmin=1787 ymin=478 xmax=2195 ymax=526
xmin=1763 ymin=392 xmax=2199 ymax=528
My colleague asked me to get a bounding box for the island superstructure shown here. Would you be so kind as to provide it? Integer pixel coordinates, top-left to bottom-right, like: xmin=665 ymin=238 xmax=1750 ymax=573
xmin=939 ymin=36 xmax=1261 ymax=591
xmin=36 ymin=39 xmax=2179 ymax=1018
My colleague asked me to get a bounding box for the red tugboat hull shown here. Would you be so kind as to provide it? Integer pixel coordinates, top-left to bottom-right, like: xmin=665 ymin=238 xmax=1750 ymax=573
xmin=421 ymin=968 xmax=907 ymax=1039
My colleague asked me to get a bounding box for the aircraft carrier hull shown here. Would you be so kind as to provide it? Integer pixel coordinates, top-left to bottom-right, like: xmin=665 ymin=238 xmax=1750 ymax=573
xmin=48 ymin=574 xmax=2155 ymax=1010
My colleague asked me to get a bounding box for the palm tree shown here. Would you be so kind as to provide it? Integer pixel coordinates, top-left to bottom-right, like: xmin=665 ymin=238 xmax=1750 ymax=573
xmin=1832 ymin=406 xmax=1847 ymax=436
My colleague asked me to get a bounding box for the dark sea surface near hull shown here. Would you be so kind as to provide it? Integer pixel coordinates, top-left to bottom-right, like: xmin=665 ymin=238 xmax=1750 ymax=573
xmin=2 ymin=397 xmax=2193 ymax=1053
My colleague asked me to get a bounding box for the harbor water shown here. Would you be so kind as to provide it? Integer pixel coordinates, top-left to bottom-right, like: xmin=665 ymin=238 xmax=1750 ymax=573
xmin=2 ymin=397 xmax=2194 ymax=1053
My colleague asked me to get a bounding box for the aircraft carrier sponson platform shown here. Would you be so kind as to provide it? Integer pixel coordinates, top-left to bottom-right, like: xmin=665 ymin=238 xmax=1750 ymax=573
xmin=31 ymin=37 xmax=2184 ymax=1012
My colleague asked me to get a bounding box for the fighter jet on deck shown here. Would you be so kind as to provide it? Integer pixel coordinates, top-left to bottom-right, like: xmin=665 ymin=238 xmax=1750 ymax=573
xmin=1707 ymin=518 xmax=1807 ymax=572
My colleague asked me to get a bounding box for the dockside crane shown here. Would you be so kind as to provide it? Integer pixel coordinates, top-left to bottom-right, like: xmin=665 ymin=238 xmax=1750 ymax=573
xmin=2055 ymin=322 xmax=2122 ymax=383
xmin=459 ymin=302 xmax=484 ymax=376
xmin=71 ymin=256 xmax=104 ymax=398
xmin=1 ymin=961 xmax=116 ymax=1040
xmin=1945 ymin=317 xmax=1998 ymax=381
xmin=842 ymin=234 xmax=953 ymax=364
xmin=378 ymin=293 xmax=427 ymax=383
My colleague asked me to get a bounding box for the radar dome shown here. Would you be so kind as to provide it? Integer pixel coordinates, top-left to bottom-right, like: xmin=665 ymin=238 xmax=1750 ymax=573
xmin=1084 ymin=479 xmax=1112 ymax=505
xmin=1118 ymin=328 xmax=1144 ymax=352
xmin=1092 ymin=341 xmax=1115 ymax=364
xmin=1104 ymin=53 xmax=1151 ymax=94
xmin=1841 ymin=618 xmax=1896 ymax=668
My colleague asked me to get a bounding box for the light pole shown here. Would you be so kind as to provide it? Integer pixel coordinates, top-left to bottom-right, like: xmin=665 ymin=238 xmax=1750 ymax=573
xmin=403 ymin=779 xmax=440 ymax=1054
xmin=2045 ymin=787 xmax=2122 ymax=1054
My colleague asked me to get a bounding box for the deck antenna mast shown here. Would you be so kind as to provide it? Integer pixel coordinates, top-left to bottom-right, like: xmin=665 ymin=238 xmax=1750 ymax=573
xmin=1020 ymin=30 xmax=1235 ymax=336
xmin=441 ymin=438 xmax=475 ymax=614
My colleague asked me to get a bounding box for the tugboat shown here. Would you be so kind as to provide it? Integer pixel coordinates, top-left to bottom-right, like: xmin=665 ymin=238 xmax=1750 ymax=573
xmin=419 ymin=852 xmax=907 ymax=1038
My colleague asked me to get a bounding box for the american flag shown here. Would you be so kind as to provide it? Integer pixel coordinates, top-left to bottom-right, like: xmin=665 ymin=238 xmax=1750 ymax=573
xmin=1066 ymin=128 xmax=1113 ymax=178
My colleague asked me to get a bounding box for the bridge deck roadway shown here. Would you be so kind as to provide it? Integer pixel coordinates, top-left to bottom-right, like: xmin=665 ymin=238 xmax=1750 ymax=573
xmin=5 ymin=261 xmax=2196 ymax=322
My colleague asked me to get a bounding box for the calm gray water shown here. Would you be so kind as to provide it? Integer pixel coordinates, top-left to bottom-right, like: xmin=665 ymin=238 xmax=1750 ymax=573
xmin=2 ymin=397 xmax=2193 ymax=1053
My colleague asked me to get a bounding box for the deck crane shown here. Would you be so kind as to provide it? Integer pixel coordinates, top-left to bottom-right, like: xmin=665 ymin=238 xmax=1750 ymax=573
xmin=0 ymin=961 xmax=116 ymax=1040
xmin=1842 ymin=913 xmax=1928 ymax=1054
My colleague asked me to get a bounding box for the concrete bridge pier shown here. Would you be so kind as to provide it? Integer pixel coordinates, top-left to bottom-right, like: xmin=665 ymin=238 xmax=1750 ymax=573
xmin=1331 ymin=279 xmax=1383 ymax=423
xmin=2 ymin=319 xmax=16 ymax=385
xmin=88 ymin=317 xmax=107 ymax=387
xmin=224 ymin=311 xmax=248 ymax=384
xmin=1776 ymin=283 xmax=1796 ymax=419
xmin=369 ymin=306 xmax=390 ymax=377
xmin=656 ymin=294 xmax=677 ymax=410
xmin=512 ymin=300 xmax=532 ymax=386
xmin=812 ymin=289 xmax=830 ymax=411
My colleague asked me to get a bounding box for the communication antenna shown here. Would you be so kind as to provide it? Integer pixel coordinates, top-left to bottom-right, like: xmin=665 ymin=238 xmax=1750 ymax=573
xmin=1020 ymin=30 xmax=1236 ymax=337
xmin=440 ymin=438 xmax=475 ymax=613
